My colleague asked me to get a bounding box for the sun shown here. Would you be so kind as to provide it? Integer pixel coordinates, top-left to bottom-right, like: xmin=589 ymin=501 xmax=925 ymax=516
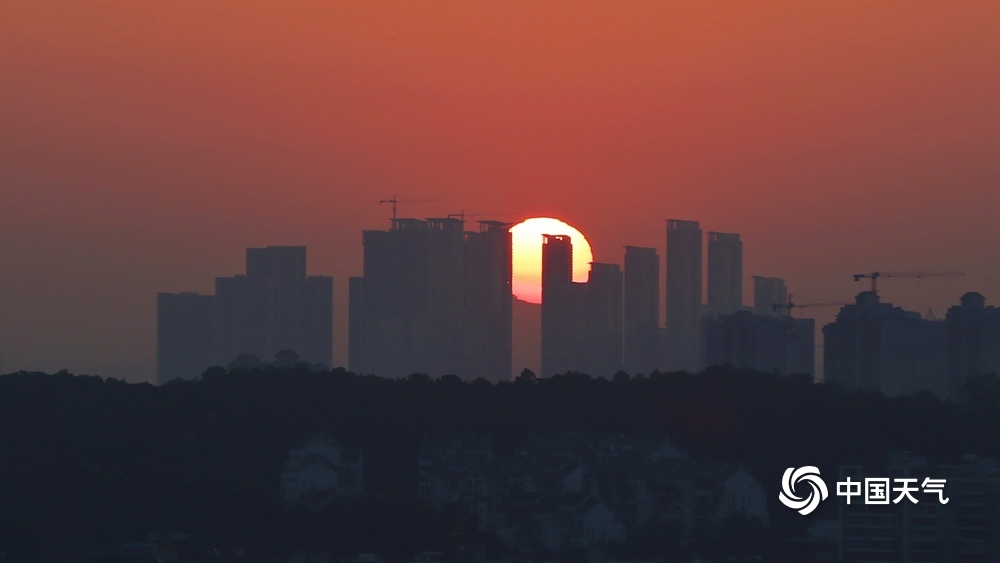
xmin=510 ymin=217 xmax=593 ymax=304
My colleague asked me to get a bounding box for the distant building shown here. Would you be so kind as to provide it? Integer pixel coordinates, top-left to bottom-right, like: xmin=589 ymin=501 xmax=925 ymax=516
xmin=839 ymin=453 xmax=1000 ymax=562
xmin=584 ymin=263 xmax=623 ymax=376
xmin=823 ymin=292 xmax=947 ymax=396
xmin=707 ymin=232 xmax=743 ymax=317
xmin=349 ymin=218 xmax=513 ymax=380
xmin=946 ymin=292 xmax=1000 ymax=399
xmin=417 ymin=432 xmax=767 ymax=554
xmin=214 ymin=246 xmax=333 ymax=369
xmin=541 ymin=234 xmax=587 ymax=376
xmin=752 ymin=276 xmax=787 ymax=317
xmin=461 ymin=221 xmax=514 ymax=381
xmin=156 ymin=292 xmax=215 ymax=384
xmin=156 ymin=246 xmax=333 ymax=384
xmin=665 ymin=219 xmax=702 ymax=372
xmin=704 ymin=311 xmax=814 ymax=376
xmin=624 ymin=246 xmax=660 ymax=375
xmin=280 ymin=434 xmax=363 ymax=509
xmin=540 ymin=237 xmax=625 ymax=377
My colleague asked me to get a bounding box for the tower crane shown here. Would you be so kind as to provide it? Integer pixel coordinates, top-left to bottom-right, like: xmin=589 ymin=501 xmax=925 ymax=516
xmin=772 ymin=295 xmax=851 ymax=317
xmin=446 ymin=210 xmax=520 ymax=221
xmin=852 ymin=271 xmax=964 ymax=294
xmin=378 ymin=195 xmax=444 ymax=221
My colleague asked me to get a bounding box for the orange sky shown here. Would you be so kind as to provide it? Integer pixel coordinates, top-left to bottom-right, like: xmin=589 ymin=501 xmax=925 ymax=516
xmin=2 ymin=1 xmax=999 ymax=381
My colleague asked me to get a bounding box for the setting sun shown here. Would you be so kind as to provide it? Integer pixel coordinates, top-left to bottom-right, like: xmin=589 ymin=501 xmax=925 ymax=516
xmin=509 ymin=217 xmax=593 ymax=304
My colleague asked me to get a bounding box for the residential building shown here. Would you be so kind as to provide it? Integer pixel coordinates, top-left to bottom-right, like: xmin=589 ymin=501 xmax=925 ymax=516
xmin=753 ymin=276 xmax=787 ymax=317
xmin=707 ymin=232 xmax=743 ymax=317
xmin=665 ymin=219 xmax=702 ymax=372
xmin=624 ymin=246 xmax=659 ymax=375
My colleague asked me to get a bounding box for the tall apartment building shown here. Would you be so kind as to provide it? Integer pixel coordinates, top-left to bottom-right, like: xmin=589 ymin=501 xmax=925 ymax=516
xmin=946 ymin=292 xmax=1000 ymax=399
xmin=623 ymin=246 xmax=659 ymax=374
xmin=752 ymin=276 xmax=787 ymax=317
xmin=703 ymin=311 xmax=814 ymax=376
xmin=823 ymin=292 xmax=947 ymax=396
xmin=540 ymin=237 xmax=625 ymax=376
xmin=707 ymin=232 xmax=743 ymax=316
xmin=349 ymin=218 xmax=512 ymax=381
xmin=541 ymin=234 xmax=586 ymax=376
xmin=665 ymin=219 xmax=702 ymax=372
xmin=156 ymin=246 xmax=333 ymax=384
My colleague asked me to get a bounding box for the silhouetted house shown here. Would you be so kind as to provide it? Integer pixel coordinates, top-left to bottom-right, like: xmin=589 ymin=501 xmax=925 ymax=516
xmin=946 ymin=292 xmax=1000 ymax=398
xmin=156 ymin=292 xmax=215 ymax=384
xmin=838 ymin=453 xmax=1000 ymax=562
xmin=707 ymin=232 xmax=742 ymax=317
xmin=824 ymin=291 xmax=947 ymax=396
xmin=214 ymin=246 xmax=333 ymax=369
xmin=623 ymin=246 xmax=660 ymax=375
xmin=704 ymin=311 xmax=814 ymax=376
xmin=665 ymin=219 xmax=702 ymax=372
xmin=350 ymin=218 xmax=513 ymax=380
xmin=418 ymin=433 xmax=494 ymax=508
xmin=752 ymin=276 xmax=787 ymax=317
xmin=280 ymin=434 xmax=363 ymax=509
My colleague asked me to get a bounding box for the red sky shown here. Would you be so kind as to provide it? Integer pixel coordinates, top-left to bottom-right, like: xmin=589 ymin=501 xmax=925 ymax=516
xmin=2 ymin=1 xmax=999 ymax=381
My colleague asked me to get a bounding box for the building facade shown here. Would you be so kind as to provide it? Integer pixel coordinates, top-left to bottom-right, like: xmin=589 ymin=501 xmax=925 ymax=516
xmin=665 ymin=219 xmax=703 ymax=372
xmin=752 ymin=276 xmax=787 ymax=317
xmin=707 ymin=232 xmax=743 ymax=317
xmin=624 ymin=246 xmax=660 ymax=375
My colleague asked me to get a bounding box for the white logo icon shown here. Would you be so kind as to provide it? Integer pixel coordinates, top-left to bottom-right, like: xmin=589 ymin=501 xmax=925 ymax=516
xmin=779 ymin=466 xmax=829 ymax=515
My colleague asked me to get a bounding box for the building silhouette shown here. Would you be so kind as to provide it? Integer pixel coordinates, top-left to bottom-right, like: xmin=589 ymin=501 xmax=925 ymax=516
xmin=585 ymin=262 xmax=623 ymax=376
xmin=623 ymin=246 xmax=660 ymax=374
xmin=461 ymin=221 xmax=514 ymax=381
xmin=823 ymin=291 xmax=947 ymax=396
xmin=541 ymin=234 xmax=586 ymax=376
xmin=707 ymin=232 xmax=743 ymax=316
xmin=752 ymin=276 xmax=787 ymax=317
xmin=665 ymin=219 xmax=702 ymax=372
xmin=946 ymin=292 xmax=1000 ymax=399
xmin=540 ymin=236 xmax=625 ymax=376
xmin=156 ymin=292 xmax=215 ymax=383
xmin=156 ymin=246 xmax=333 ymax=384
xmin=704 ymin=311 xmax=814 ymax=376
xmin=349 ymin=218 xmax=512 ymax=380
xmin=215 ymin=246 xmax=332 ymax=369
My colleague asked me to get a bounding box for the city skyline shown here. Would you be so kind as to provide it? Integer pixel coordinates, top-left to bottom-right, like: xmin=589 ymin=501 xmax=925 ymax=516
xmin=3 ymin=2 xmax=999 ymax=381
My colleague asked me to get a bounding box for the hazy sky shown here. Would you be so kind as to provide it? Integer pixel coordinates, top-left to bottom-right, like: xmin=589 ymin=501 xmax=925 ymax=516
xmin=2 ymin=1 xmax=999 ymax=382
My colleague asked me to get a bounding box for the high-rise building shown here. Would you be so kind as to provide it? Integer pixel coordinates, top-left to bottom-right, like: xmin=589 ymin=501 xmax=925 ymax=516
xmin=665 ymin=219 xmax=702 ymax=372
xmin=752 ymin=276 xmax=787 ymax=317
xmin=623 ymin=246 xmax=659 ymax=375
xmin=350 ymin=218 xmax=512 ymax=380
xmin=461 ymin=221 xmax=513 ymax=381
xmin=824 ymin=292 xmax=947 ymax=396
xmin=585 ymin=262 xmax=623 ymax=376
xmin=541 ymin=234 xmax=586 ymax=376
xmin=156 ymin=292 xmax=215 ymax=384
xmin=215 ymin=246 xmax=333 ymax=368
xmin=946 ymin=292 xmax=1000 ymax=399
xmin=707 ymin=232 xmax=742 ymax=316
xmin=703 ymin=311 xmax=814 ymax=376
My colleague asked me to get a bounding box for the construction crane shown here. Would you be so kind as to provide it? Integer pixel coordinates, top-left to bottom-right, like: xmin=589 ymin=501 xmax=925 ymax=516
xmin=771 ymin=294 xmax=851 ymax=329
xmin=446 ymin=210 xmax=520 ymax=221
xmin=852 ymin=271 xmax=965 ymax=294
xmin=772 ymin=294 xmax=851 ymax=317
xmin=378 ymin=195 xmax=444 ymax=221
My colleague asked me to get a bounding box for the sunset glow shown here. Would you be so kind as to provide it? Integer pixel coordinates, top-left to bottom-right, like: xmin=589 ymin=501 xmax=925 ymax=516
xmin=510 ymin=217 xmax=593 ymax=304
